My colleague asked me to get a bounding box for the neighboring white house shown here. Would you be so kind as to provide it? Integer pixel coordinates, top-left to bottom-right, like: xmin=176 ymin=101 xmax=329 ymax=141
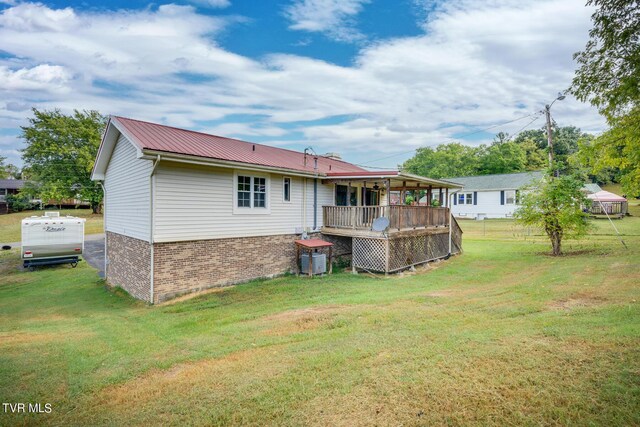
xmin=91 ymin=116 xmax=462 ymax=303
xmin=447 ymin=171 xmax=544 ymax=219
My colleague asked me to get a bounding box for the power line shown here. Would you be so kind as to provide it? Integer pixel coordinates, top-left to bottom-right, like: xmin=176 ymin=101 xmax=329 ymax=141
xmin=359 ymin=112 xmax=542 ymax=167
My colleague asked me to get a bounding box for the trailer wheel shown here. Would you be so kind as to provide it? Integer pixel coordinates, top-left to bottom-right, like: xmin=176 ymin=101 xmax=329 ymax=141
xmin=71 ymin=262 xmax=78 ymax=268
xmin=28 ymin=265 xmax=36 ymax=272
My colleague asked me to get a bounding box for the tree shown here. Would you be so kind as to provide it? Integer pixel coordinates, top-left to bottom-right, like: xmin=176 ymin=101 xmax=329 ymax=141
xmin=571 ymin=0 xmax=640 ymax=120
xmin=478 ymin=141 xmax=526 ymax=174
xmin=402 ymin=143 xmax=481 ymax=178
xmin=515 ymin=173 xmax=591 ymax=256
xmin=570 ymin=0 xmax=640 ymax=195
xmin=21 ymin=109 xmax=106 ymax=213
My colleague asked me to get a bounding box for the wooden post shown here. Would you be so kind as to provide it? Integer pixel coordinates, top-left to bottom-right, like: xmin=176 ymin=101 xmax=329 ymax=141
xmin=347 ymin=182 xmax=351 ymax=206
xmin=328 ymin=246 xmax=333 ymax=274
xmin=363 ymin=181 xmax=367 ymax=207
xmin=426 ymin=185 xmax=432 ymax=207
xmin=296 ymin=244 xmax=300 ymax=275
xmin=308 ymin=248 xmax=313 ymax=278
xmin=445 ymin=188 xmax=449 ymax=208
xmin=439 ymin=188 xmax=443 ymax=206
xmin=402 ymin=180 xmax=407 ymax=205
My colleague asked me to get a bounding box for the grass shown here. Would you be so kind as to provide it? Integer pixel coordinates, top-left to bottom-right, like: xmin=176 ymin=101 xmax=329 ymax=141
xmin=0 ymin=209 xmax=104 ymax=243
xmin=1 ymin=218 xmax=639 ymax=425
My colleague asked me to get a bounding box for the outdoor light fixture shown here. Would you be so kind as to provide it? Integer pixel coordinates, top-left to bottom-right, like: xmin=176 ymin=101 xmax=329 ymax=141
xmin=373 ymin=182 xmax=380 ymax=190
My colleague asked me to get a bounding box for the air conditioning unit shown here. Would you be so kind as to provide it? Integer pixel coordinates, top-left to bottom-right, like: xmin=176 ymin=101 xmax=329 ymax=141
xmin=300 ymin=253 xmax=326 ymax=275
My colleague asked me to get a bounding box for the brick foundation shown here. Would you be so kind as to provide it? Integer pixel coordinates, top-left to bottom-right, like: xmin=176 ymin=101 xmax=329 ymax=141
xmin=106 ymin=232 xmax=151 ymax=302
xmin=153 ymin=234 xmax=312 ymax=303
xmin=107 ymin=232 xmax=355 ymax=304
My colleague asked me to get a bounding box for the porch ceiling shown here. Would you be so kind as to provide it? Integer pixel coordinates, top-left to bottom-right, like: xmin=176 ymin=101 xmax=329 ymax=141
xmin=322 ymin=171 xmax=462 ymax=190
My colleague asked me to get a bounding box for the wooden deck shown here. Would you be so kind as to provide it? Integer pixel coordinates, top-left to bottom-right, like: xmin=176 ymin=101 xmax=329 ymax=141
xmin=322 ymin=205 xmax=449 ymax=237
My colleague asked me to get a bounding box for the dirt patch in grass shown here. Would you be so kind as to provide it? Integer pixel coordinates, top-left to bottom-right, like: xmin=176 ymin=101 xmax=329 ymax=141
xmin=157 ymin=286 xmax=235 ymax=306
xmin=548 ymin=294 xmax=608 ymax=311
xmin=0 ymin=332 xmax=63 ymax=345
xmin=261 ymin=306 xmax=348 ymax=336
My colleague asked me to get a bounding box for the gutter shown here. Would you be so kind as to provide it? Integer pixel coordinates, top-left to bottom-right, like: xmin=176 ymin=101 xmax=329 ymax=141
xmin=149 ymin=155 xmax=161 ymax=304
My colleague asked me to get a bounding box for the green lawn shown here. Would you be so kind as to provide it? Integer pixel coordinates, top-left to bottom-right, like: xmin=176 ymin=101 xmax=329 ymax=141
xmin=0 ymin=209 xmax=104 ymax=243
xmin=1 ymin=218 xmax=639 ymax=425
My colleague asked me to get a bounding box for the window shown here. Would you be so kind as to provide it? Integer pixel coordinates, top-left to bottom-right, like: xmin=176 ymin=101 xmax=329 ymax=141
xmin=505 ymin=190 xmax=516 ymax=205
xmin=254 ymin=177 xmax=266 ymax=207
xmin=234 ymin=173 xmax=270 ymax=213
xmin=237 ymin=176 xmax=251 ymax=207
xmin=459 ymin=192 xmax=473 ymax=205
xmin=283 ymin=177 xmax=291 ymax=202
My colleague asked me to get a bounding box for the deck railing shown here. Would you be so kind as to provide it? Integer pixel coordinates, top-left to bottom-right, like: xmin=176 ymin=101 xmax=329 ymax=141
xmin=323 ymin=205 xmax=449 ymax=231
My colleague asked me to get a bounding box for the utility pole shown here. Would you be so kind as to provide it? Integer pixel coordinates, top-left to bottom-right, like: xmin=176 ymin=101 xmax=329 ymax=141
xmin=544 ymin=104 xmax=553 ymax=171
xmin=543 ymin=93 xmax=565 ymax=177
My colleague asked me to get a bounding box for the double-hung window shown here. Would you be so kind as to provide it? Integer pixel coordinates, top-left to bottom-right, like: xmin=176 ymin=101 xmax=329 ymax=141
xmin=234 ymin=173 xmax=270 ymax=213
xmin=505 ymin=190 xmax=516 ymax=205
xmin=458 ymin=193 xmax=473 ymax=205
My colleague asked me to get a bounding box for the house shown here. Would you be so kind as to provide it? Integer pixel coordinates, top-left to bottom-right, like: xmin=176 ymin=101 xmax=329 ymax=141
xmin=446 ymin=171 xmax=544 ymax=219
xmin=91 ymin=116 xmax=463 ymax=303
xmin=0 ymin=179 xmax=25 ymax=215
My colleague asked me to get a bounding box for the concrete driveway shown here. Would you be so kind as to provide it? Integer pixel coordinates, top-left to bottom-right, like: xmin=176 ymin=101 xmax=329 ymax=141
xmin=83 ymin=234 xmax=105 ymax=278
xmin=2 ymin=233 xmax=105 ymax=277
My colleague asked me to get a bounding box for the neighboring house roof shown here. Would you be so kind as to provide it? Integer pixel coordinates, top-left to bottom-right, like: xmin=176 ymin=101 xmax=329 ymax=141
xmin=587 ymin=190 xmax=626 ymax=202
xmin=446 ymin=171 xmax=544 ymax=191
xmin=0 ymin=179 xmax=25 ymax=190
xmin=94 ymin=116 xmax=366 ymax=178
xmin=582 ymin=183 xmax=603 ymax=194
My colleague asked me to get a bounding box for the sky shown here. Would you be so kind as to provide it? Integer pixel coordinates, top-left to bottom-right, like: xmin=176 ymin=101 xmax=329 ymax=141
xmin=0 ymin=0 xmax=603 ymax=169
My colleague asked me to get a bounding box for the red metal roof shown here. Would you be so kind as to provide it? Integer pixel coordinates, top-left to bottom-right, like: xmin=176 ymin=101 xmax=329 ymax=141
xmin=112 ymin=116 xmax=367 ymax=175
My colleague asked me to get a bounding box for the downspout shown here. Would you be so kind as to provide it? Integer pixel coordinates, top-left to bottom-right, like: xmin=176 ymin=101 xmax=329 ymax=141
xmin=313 ymin=156 xmax=318 ymax=231
xmin=302 ymin=178 xmax=307 ymax=233
xmin=313 ymin=178 xmax=318 ymax=231
xmin=149 ymin=155 xmax=161 ymax=304
xmin=98 ymin=181 xmax=107 ymax=280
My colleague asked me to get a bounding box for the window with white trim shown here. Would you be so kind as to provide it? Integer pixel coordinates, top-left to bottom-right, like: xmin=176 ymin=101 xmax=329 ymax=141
xmin=235 ymin=174 xmax=269 ymax=210
xmin=283 ymin=177 xmax=291 ymax=202
xmin=505 ymin=190 xmax=516 ymax=205
xmin=458 ymin=192 xmax=473 ymax=205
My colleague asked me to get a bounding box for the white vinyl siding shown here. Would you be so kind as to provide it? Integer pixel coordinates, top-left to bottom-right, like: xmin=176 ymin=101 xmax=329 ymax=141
xmin=304 ymin=178 xmax=333 ymax=231
xmin=451 ymin=189 xmax=519 ymax=219
xmin=153 ymin=163 xmax=333 ymax=242
xmin=104 ymin=134 xmax=152 ymax=241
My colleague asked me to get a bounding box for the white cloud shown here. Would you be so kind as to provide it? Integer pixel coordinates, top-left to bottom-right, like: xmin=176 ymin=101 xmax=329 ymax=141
xmin=0 ymin=0 xmax=604 ymax=169
xmin=184 ymin=0 xmax=231 ymax=8
xmin=1 ymin=64 xmax=72 ymax=92
xmin=284 ymin=0 xmax=370 ymax=42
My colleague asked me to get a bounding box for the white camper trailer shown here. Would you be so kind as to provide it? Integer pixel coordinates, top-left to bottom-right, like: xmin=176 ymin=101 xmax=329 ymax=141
xmin=21 ymin=212 xmax=86 ymax=270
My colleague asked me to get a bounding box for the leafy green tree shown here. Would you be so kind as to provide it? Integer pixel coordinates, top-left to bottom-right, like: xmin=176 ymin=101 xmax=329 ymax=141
xmin=515 ymin=172 xmax=591 ymax=256
xmin=0 ymin=155 xmax=7 ymax=179
xmin=570 ymin=0 xmax=640 ymax=195
xmin=519 ymin=138 xmax=547 ymax=171
xmin=21 ymin=109 xmax=107 ymax=213
xmin=478 ymin=141 xmax=526 ymax=174
xmin=402 ymin=142 xmax=481 ymax=178
xmin=571 ymin=0 xmax=640 ymax=120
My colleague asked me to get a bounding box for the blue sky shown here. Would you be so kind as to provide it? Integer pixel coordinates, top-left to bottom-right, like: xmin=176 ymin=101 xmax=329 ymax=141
xmin=0 ymin=0 xmax=602 ymax=169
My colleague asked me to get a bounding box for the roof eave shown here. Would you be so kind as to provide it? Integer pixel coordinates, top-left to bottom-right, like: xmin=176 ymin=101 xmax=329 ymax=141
xmin=140 ymin=149 xmax=329 ymax=178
